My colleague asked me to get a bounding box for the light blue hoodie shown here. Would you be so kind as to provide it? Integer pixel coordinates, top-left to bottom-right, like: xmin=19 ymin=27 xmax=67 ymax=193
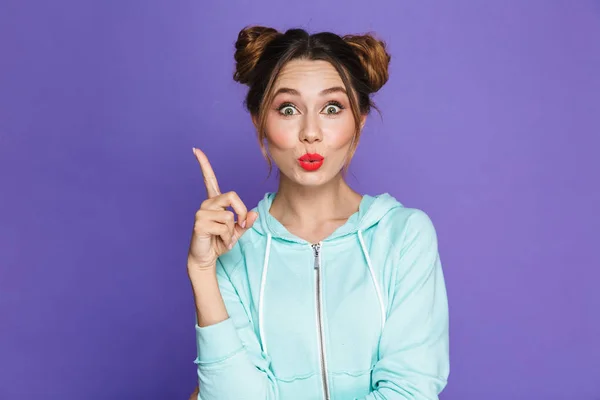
xmin=194 ymin=192 xmax=449 ymax=399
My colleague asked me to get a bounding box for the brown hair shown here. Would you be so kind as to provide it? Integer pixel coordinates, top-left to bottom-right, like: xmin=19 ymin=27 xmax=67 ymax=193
xmin=233 ymin=26 xmax=391 ymax=172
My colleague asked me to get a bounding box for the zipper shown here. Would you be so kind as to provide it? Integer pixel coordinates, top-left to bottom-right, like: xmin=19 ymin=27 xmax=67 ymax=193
xmin=312 ymin=242 xmax=330 ymax=400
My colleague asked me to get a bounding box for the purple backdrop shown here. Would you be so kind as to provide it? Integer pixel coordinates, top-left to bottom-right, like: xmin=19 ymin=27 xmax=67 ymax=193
xmin=1 ymin=1 xmax=599 ymax=399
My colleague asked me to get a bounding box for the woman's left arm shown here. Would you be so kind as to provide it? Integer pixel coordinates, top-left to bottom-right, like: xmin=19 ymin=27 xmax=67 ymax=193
xmin=357 ymin=210 xmax=450 ymax=400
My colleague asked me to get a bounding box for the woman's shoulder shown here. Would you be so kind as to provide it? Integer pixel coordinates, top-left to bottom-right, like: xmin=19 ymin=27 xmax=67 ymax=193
xmin=369 ymin=193 xmax=438 ymax=245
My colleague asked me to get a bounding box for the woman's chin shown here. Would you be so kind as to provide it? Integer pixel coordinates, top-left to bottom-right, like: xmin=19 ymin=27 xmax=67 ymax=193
xmin=286 ymin=169 xmax=338 ymax=187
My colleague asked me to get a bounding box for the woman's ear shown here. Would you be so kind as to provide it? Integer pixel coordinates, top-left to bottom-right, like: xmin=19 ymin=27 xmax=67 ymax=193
xmin=251 ymin=114 xmax=259 ymax=129
xmin=360 ymin=114 xmax=367 ymax=130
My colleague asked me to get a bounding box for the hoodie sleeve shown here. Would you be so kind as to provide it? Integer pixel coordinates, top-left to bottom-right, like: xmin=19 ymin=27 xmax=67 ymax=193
xmin=194 ymin=257 xmax=279 ymax=399
xmin=356 ymin=210 xmax=450 ymax=400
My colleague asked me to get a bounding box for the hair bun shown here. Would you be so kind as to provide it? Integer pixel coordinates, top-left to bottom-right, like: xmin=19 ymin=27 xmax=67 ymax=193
xmin=234 ymin=26 xmax=281 ymax=85
xmin=343 ymin=33 xmax=391 ymax=93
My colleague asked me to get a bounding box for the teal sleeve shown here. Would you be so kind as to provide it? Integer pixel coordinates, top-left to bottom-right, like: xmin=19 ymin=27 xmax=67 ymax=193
xmin=194 ymin=259 xmax=279 ymax=399
xmin=357 ymin=211 xmax=450 ymax=399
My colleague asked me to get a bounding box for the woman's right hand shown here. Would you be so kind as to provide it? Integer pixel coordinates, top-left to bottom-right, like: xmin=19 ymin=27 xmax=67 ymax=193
xmin=187 ymin=147 xmax=258 ymax=274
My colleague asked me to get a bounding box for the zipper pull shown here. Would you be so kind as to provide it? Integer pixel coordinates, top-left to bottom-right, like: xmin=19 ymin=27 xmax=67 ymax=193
xmin=312 ymin=243 xmax=321 ymax=269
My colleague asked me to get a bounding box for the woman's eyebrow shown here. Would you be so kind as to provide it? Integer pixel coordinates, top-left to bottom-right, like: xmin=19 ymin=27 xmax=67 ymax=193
xmin=273 ymin=87 xmax=300 ymax=97
xmin=272 ymin=86 xmax=347 ymax=97
xmin=319 ymin=86 xmax=346 ymax=96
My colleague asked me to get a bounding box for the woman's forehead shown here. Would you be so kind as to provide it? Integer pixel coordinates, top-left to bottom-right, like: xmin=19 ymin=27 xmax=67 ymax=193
xmin=273 ymin=59 xmax=344 ymax=94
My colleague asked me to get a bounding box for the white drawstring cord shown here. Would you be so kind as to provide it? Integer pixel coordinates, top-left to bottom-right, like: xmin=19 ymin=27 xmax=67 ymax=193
xmin=258 ymin=233 xmax=272 ymax=354
xmin=357 ymin=230 xmax=387 ymax=331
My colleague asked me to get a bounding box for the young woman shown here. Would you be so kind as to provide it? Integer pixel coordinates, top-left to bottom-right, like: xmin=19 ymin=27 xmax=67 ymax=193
xmin=187 ymin=26 xmax=449 ymax=400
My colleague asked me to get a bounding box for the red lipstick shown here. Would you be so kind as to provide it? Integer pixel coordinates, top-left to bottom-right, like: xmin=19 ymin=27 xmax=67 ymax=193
xmin=298 ymin=153 xmax=324 ymax=171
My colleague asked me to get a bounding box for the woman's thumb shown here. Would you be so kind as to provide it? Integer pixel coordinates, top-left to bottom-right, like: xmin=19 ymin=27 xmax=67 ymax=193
xmin=233 ymin=211 xmax=259 ymax=244
xmin=244 ymin=211 xmax=259 ymax=231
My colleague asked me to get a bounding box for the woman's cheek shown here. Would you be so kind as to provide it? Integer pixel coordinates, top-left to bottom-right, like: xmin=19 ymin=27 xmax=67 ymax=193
xmin=324 ymin=119 xmax=355 ymax=149
xmin=266 ymin=119 xmax=298 ymax=150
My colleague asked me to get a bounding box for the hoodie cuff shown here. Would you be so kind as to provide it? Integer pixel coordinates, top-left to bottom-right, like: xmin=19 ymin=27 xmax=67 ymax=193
xmin=195 ymin=318 xmax=243 ymax=364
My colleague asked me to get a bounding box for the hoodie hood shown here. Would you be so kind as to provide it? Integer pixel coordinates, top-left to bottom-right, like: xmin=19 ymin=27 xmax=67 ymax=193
xmin=251 ymin=192 xmax=403 ymax=244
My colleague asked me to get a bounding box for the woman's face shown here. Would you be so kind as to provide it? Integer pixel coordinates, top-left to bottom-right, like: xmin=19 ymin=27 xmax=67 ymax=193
xmin=260 ymin=59 xmax=365 ymax=187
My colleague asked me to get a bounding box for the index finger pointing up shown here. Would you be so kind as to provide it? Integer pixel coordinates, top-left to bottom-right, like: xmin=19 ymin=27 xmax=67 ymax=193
xmin=193 ymin=147 xmax=221 ymax=198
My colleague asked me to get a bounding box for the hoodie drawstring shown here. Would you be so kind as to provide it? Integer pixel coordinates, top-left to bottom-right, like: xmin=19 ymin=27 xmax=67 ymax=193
xmin=357 ymin=230 xmax=387 ymax=331
xmin=257 ymin=230 xmax=387 ymax=356
xmin=258 ymin=233 xmax=272 ymax=355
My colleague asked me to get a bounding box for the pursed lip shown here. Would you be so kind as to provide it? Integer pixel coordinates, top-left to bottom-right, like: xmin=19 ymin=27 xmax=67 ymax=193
xmin=298 ymin=153 xmax=324 ymax=162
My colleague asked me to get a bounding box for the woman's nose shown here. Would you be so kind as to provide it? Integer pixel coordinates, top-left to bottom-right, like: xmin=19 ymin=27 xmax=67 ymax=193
xmin=299 ymin=114 xmax=323 ymax=143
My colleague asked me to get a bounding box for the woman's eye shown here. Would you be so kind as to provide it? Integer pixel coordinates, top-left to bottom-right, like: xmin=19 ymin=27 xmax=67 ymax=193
xmin=323 ymin=104 xmax=342 ymax=115
xmin=279 ymin=105 xmax=297 ymax=116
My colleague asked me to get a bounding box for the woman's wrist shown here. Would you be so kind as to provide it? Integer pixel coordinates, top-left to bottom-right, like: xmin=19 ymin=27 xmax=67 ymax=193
xmin=187 ymin=261 xmax=216 ymax=281
xmin=189 ymin=268 xmax=229 ymax=327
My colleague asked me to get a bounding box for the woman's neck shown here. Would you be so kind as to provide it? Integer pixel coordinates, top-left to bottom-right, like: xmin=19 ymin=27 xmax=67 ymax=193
xmin=270 ymin=173 xmax=362 ymax=231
